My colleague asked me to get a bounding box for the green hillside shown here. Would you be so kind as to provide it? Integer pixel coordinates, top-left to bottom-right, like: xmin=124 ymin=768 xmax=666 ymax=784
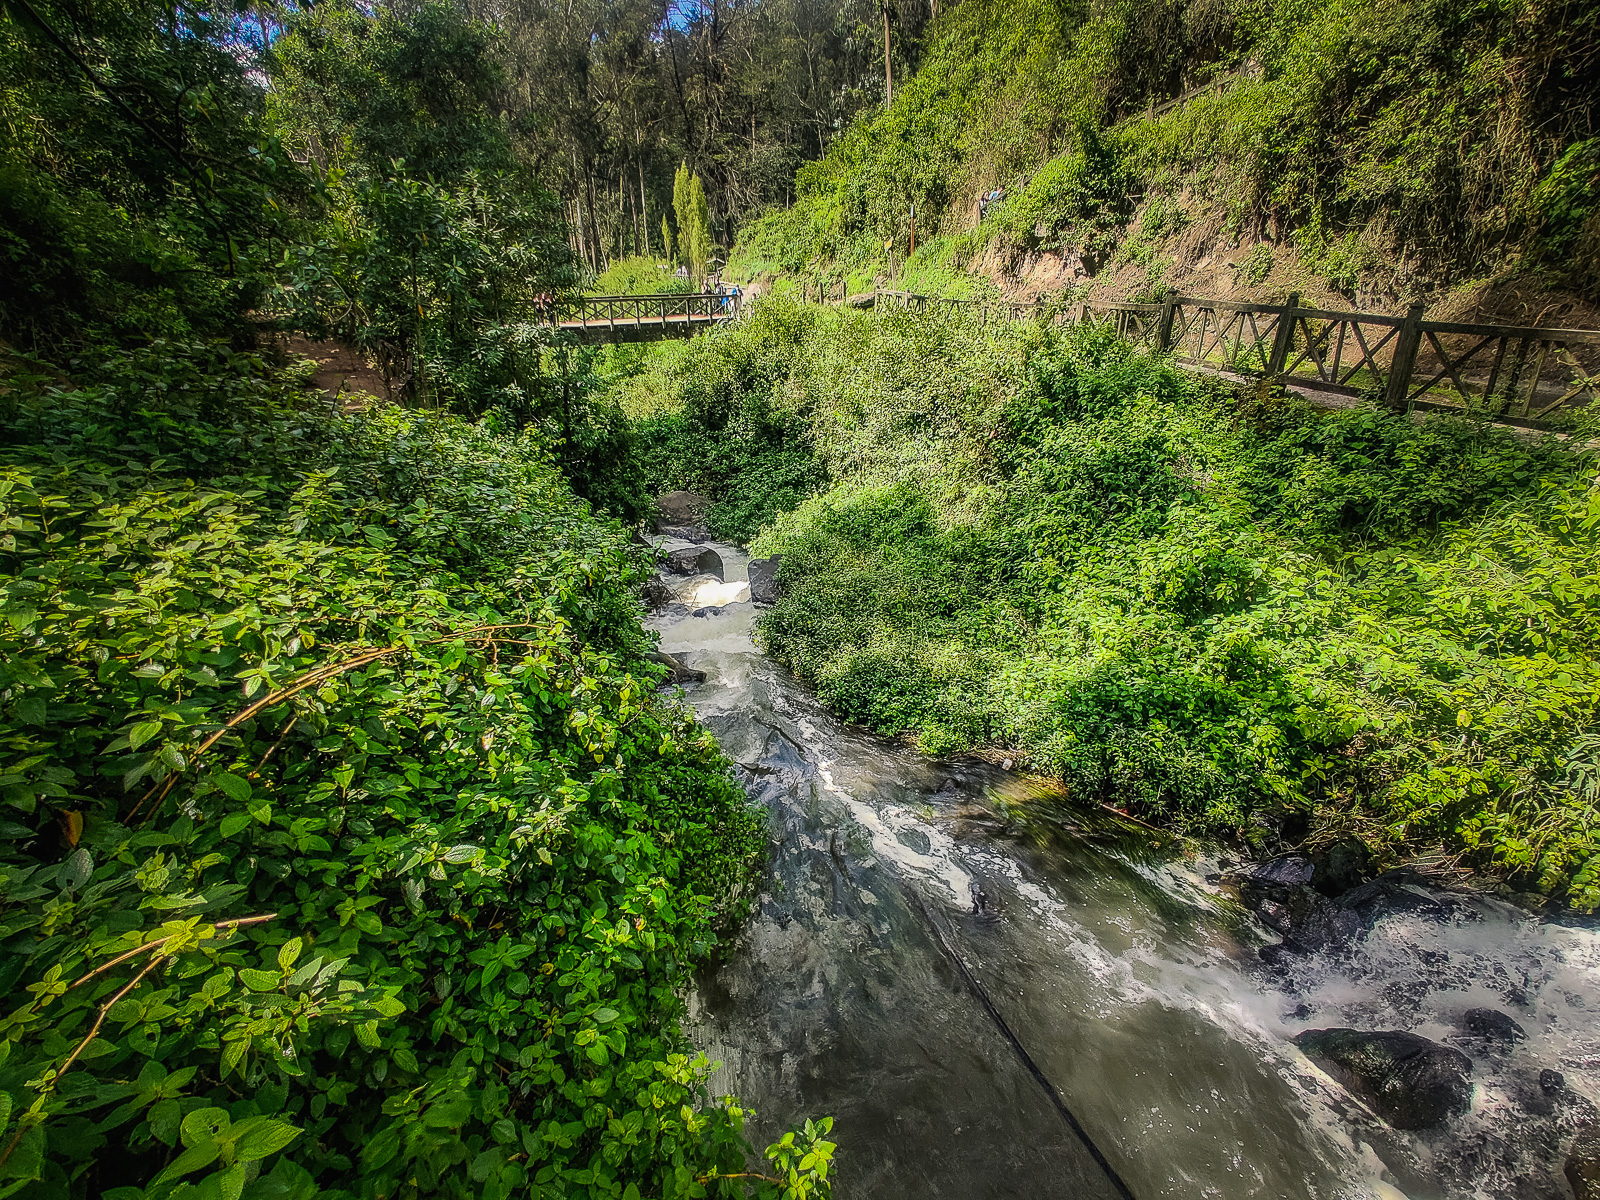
xmin=733 ymin=0 xmax=1599 ymax=313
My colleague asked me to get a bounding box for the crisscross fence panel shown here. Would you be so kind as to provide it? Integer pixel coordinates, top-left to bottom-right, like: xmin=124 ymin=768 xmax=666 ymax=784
xmin=872 ymin=288 xmax=1600 ymax=425
xmin=1077 ymin=300 xmax=1162 ymax=349
xmin=1408 ymin=321 xmax=1600 ymax=419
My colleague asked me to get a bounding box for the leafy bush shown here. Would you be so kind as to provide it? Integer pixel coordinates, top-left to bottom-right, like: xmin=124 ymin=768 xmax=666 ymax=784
xmin=981 ymin=126 xmax=1136 ymax=268
xmin=684 ymin=311 xmax=1600 ymax=907
xmin=0 ymin=344 xmax=836 ymax=1199
xmin=621 ymin=303 xmax=828 ymax=541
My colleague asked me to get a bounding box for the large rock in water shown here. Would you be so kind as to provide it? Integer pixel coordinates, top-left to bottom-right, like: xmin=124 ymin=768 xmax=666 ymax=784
xmin=663 ymin=544 xmax=723 ymax=578
xmin=655 ymin=491 xmax=711 ymax=529
xmin=1295 ymin=1029 xmax=1473 ymax=1129
xmin=1568 ymin=1128 xmax=1600 ymax=1200
xmin=748 ymin=555 xmax=783 ymax=604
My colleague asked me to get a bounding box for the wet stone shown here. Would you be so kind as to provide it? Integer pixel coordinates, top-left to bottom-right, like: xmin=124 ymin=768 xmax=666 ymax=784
xmin=1294 ymin=1028 xmax=1474 ymax=1130
xmin=748 ymin=555 xmax=783 ymax=604
xmin=1569 ymin=1127 xmax=1600 ymax=1200
xmin=1461 ymin=1007 xmax=1527 ymax=1044
xmin=1249 ymin=855 xmax=1316 ymax=890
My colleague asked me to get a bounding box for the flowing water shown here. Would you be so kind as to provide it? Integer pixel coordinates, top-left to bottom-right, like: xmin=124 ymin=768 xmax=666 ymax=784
xmin=649 ymin=542 xmax=1600 ymax=1200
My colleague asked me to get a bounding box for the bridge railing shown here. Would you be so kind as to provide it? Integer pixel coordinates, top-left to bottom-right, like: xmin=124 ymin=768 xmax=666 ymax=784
xmin=871 ymin=289 xmax=1600 ymax=424
xmin=542 ymin=291 xmax=740 ymax=330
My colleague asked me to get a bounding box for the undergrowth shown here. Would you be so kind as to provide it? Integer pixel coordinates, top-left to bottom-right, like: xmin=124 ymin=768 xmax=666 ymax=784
xmin=0 ymin=343 xmax=837 ymax=1199
xmin=622 ymin=299 xmax=1600 ymax=908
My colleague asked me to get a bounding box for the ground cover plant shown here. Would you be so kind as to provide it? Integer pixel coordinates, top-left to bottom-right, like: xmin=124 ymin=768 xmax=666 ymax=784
xmin=621 ymin=299 xmax=1600 ymax=908
xmin=0 ymin=341 xmax=849 ymax=1199
xmin=0 ymin=3 xmax=848 ymax=1187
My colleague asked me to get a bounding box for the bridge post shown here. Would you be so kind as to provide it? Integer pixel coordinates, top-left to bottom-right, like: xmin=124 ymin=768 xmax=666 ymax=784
xmin=1156 ymin=296 xmax=1178 ymax=352
xmin=1266 ymin=292 xmax=1300 ymax=377
xmin=1384 ymin=302 xmax=1425 ymax=411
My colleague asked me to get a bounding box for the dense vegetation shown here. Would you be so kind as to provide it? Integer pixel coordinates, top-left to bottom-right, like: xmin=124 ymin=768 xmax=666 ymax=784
xmin=0 ymin=2 xmax=839 ymax=1198
xmin=622 ymin=300 xmax=1600 ymax=910
xmin=733 ymin=0 xmax=1600 ymax=306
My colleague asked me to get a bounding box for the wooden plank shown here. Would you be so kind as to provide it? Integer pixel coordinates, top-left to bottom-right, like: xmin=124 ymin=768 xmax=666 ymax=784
xmin=1293 ymin=306 xmax=1405 ymax=327
xmin=1422 ymin=320 xmax=1600 ymax=344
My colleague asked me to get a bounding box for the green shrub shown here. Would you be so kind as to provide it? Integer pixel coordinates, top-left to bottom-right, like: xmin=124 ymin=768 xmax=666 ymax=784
xmin=0 ymin=343 xmax=841 ymax=1198
xmin=591 ymin=255 xmax=695 ymax=296
xmin=714 ymin=314 xmax=1600 ymax=906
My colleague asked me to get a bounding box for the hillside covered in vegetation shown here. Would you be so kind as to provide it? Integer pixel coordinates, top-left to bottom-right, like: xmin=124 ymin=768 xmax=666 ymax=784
xmin=621 ymin=300 xmax=1600 ymax=911
xmin=732 ymin=0 xmax=1599 ymax=319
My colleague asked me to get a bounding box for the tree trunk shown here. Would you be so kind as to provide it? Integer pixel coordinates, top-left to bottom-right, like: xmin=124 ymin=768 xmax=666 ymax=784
xmin=882 ymin=1 xmax=893 ymax=105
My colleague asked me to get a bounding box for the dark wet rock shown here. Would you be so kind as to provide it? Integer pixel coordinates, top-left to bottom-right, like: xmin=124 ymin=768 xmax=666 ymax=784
xmin=1256 ymin=898 xmax=1293 ymax=934
xmin=1508 ymin=1068 xmax=1599 ymax=1123
xmin=1294 ymin=1028 xmax=1474 ymax=1130
xmin=1249 ymin=855 xmax=1316 ymax=890
xmin=658 ymin=523 xmax=711 ymax=543
xmin=1241 ymin=862 xmax=1362 ymax=953
xmin=1335 ymin=870 xmax=1462 ymax=929
xmin=1293 ymin=894 xmax=1363 ymax=951
xmin=1461 ymin=1007 xmax=1526 ymax=1044
xmin=663 ymin=544 xmax=724 ymax=577
xmin=641 ymin=576 xmax=675 ymax=610
xmin=1259 ymin=942 xmax=1292 ymax=967
xmin=1567 ymin=1127 xmax=1600 ymax=1200
xmin=748 ymin=555 xmax=783 ymax=604
xmin=1311 ymin=837 xmax=1372 ymax=897
xmin=895 ymin=827 xmax=931 ymax=855
xmin=647 ymin=650 xmax=705 ymax=685
xmin=655 ymin=490 xmax=711 ymax=528
xmin=691 ymin=605 xmax=723 ymax=618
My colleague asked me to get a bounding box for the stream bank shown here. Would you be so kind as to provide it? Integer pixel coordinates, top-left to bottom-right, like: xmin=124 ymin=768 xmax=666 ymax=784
xmin=645 ymin=536 xmax=1600 ymax=1200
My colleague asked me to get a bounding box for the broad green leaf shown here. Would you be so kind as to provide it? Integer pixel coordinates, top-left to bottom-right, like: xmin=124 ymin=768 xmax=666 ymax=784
xmin=212 ymin=773 xmax=253 ymax=803
xmin=230 ymin=1116 xmax=301 ymax=1163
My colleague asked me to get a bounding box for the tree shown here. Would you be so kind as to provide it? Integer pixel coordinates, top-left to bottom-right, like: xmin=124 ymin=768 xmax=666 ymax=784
xmin=687 ymin=173 xmax=714 ymax=283
xmin=673 ymin=161 xmax=693 ymax=263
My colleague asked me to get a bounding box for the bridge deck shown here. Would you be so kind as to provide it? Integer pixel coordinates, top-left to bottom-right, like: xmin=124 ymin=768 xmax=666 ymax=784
xmin=545 ymin=293 xmax=738 ymax=342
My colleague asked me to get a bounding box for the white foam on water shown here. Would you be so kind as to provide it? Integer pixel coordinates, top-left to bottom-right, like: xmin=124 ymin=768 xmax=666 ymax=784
xmin=815 ymin=762 xmax=975 ymax=909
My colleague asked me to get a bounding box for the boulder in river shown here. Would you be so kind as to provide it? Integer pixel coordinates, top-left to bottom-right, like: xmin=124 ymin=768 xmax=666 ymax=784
xmin=1295 ymin=1028 xmax=1474 ymax=1129
xmin=1248 ymin=855 xmax=1316 ymax=889
xmin=661 ymin=543 xmax=724 ymax=578
xmin=1459 ymin=1007 xmax=1526 ymax=1045
xmin=748 ymin=555 xmax=783 ymax=604
xmin=655 ymin=491 xmax=711 ymax=529
xmin=1568 ymin=1128 xmax=1600 ymax=1200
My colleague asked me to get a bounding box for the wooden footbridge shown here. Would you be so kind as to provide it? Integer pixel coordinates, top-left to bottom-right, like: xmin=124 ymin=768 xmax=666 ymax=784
xmin=540 ymin=292 xmax=740 ymax=343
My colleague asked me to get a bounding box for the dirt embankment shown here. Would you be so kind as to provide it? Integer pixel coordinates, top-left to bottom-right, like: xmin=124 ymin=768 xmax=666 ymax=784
xmin=973 ymin=196 xmax=1600 ymax=329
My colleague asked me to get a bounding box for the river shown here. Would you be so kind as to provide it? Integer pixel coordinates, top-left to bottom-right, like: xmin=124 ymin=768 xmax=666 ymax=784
xmin=648 ymin=541 xmax=1600 ymax=1200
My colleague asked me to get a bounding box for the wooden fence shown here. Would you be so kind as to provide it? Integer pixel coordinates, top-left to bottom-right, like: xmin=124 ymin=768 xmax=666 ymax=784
xmin=874 ymin=290 xmax=1600 ymax=423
